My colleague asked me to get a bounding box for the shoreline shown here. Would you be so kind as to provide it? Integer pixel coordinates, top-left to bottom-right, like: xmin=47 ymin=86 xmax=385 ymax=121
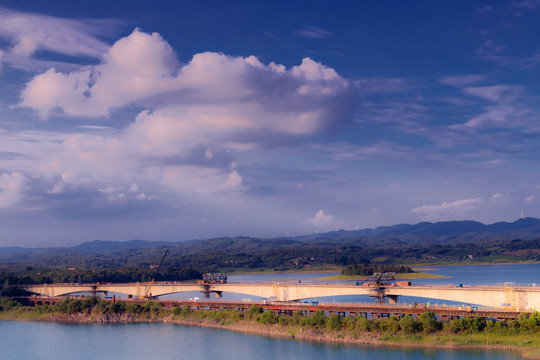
xmin=226 ymin=262 xmax=540 ymax=277
xmin=407 ymin=261 xmax=540 ymax=267
xmin=1 ymin=312 xmax=534 ymax=359
xmin=317 ymin=272 xmax=447 ymax=281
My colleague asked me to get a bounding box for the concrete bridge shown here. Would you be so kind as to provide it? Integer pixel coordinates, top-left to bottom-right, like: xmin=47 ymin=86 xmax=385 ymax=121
xmin=24 ymin=282 xmax=540 ymax=310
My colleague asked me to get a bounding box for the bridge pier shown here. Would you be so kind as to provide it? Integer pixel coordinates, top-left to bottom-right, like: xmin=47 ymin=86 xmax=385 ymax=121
xmin=371 ymin=313 xmax=390 ymax=319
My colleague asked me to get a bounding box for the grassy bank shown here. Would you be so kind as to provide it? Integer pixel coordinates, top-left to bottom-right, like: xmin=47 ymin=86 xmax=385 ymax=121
xmin=1 ymin=297 xmax=539 ymax=359
xmin=223 ymin=266 xmax=342 ymax=275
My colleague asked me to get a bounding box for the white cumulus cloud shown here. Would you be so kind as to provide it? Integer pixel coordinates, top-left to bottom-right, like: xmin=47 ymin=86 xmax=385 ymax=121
xmin=4 ymin=28 xmax=359 ymax=219
xmin=308 ymin=209 xmax=338 ymax=230
xmin=13 ymin=29 xmax=358 ymax=200
xmin=0 ymin=172 xmax=25 ymax=208
xmin=0 ymin=8 xmax=120 ymax=71
xmin=19 ymin=29 xmax=358 ymax=133
xmin=412 ymin=197 xmax=482 ymax=220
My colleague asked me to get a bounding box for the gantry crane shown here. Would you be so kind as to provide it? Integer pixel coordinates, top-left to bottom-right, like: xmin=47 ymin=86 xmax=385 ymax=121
xmin=141 ymin=249 xmax=169 ymax=299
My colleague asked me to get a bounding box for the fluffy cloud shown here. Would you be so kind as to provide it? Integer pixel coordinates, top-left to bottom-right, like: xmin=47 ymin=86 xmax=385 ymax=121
xmin=0 ymin=8 xmax=119 ymax=71
xmin=308 ymin=209 xmax=339 ymax=230
xmin=10 ymin=29 xmax=358 ymax=211
xmin=439 ymin=74 xmax=485 ymax=87
xmin=20 ymin=29 xmax=357 ymax=128
xmin=463 ymin=85 xmax=522 ymax=102
xmin=0 ymin=172 xmax=25 ymax=208
xmin=459 ymin=104 xmax=527 ymax=129
xmin=454 ymin=84 xmax=536 ymax=130
xmin=412 ymin=198 xmax=482 ymax=220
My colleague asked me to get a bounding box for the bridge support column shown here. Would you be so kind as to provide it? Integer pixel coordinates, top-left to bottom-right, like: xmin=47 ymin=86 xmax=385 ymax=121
xmin=388 ymin=295 xmax=399 ymax=304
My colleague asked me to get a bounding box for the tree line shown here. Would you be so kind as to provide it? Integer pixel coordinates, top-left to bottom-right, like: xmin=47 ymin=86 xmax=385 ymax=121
xmin=2 ymin=237 xmax=540 ymax=275
xmin=341 ymin=264 xmax=415 ymax=276
xmin=0 ymin=267 xmax=201 ymax=286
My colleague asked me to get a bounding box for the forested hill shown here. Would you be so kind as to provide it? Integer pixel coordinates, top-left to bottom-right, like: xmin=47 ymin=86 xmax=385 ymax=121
xmin=293 ymin=217 xmax=540 ymax=244
xmin=1 ymin=218 xmax=540 ymax=271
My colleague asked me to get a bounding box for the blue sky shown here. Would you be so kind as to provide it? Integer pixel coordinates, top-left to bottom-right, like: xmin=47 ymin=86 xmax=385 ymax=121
xmin=1 ymin=0 xmax=540 ymax=246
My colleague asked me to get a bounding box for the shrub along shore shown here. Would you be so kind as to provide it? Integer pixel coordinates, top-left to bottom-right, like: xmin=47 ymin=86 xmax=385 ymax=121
xmin=1 ymin=297 xmax=539 ymax=359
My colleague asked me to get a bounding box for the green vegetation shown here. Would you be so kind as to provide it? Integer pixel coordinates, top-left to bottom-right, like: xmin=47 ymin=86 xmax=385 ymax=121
xmin=0 ymin=267 xmax=201 ymax=286
xmin=0 ymin=297 xmax=166 ymax=319
xmin=3 ymin=236 xmax=540 ymax=275
xmin=341 ymin=264 xmax=415 ymax=276
xmin=319 ymin=272 xmax=446 ymax=281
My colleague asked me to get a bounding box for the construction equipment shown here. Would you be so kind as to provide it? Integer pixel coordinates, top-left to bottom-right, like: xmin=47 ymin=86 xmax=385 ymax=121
xmin=199 ymin=273 xmax=227 ymax=298
xmin=368 ymin=272 xmax=396 ymax=303
xmin=368 ymin=272 xmax=396 ymax=286
xmin=201 ymin=273 xmax=228 ymax=284
xmin=141 ymin=249 xmax=169 ymax=299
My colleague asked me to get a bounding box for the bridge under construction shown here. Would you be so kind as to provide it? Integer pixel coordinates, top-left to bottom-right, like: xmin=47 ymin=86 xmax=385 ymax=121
xmin=24 ymin=281 xmax=540 ymax=311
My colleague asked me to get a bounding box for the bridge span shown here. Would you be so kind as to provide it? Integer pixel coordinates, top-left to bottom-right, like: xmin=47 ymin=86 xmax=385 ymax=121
xmin=24 ymin=282 xmax=540 ymax=310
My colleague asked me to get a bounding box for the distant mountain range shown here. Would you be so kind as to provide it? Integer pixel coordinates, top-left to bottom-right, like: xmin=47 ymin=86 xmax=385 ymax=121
xmin=2 ymin=217 xmax=540 ymax=256
xmin=71 ymin=239 xmax=173 ymax=253
xmin=1 ymin=217 xmax=540 ymax=269
xmin=293 ymin=217 xmax=540 ymax=244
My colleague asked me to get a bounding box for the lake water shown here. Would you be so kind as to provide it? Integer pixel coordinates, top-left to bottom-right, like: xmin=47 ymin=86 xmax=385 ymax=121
xmin=226 ymin=263 xmax=540 ymax=286
xmin=2 ymin=264 xmax=536 ymax=359
xmin=0 ymin=320 xmax=521 ymax=360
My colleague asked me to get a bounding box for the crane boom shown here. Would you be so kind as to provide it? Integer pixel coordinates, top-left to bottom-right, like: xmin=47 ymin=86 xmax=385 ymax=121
xmin=142 ymin=249 xmax=169 ymax=299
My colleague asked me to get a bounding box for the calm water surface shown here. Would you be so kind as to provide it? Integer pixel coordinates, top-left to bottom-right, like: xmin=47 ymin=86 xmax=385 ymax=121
xmin=415 ymin=263 xmax=540 ymax=286
xmin=0 ymin=321 xmax=521 ymax=360
xmin=227 ymin=263 xmax=540 ymax=285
